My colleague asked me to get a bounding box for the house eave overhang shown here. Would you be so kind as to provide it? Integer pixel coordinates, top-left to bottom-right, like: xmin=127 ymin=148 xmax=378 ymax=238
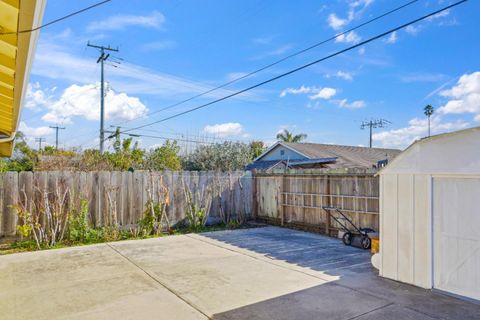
xmin=0 ymin=0 xmax=46 ymax=157
xmin=253 ymin=141 xmax=312 ymax=162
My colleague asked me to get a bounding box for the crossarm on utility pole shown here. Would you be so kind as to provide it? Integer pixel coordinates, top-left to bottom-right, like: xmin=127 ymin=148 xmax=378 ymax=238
xmin=87 ymin=42 xmax=119 ymax=154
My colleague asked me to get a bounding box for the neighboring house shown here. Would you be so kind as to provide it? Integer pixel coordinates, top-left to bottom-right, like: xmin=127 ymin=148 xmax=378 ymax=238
xmin=246 ymin=141 xmax=401 ymax=170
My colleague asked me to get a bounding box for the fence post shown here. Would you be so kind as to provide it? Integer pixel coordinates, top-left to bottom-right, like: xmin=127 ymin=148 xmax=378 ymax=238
xmin=252 ymin=170 xmax=258 ymax=220
xmin=3 ymin=172 xmax=18 ymax=236
xmin=281 ymin=173 xmax=286 ymax=226
xmin=325 ymin=175 xmax=331 ymax=235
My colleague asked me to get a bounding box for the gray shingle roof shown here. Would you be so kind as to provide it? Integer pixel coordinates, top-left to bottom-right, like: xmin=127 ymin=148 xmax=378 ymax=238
xmin=281 ymin=142 xmax=401 ymax=168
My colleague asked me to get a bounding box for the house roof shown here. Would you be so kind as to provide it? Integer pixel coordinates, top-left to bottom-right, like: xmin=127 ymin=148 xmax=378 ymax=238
xmin=256 ymin=141 xmax=401 ymax=169
xmin=246 ymin=157 xmax=338 ymax=170
xmin=245 ymin=160 xmax=284 ymax=171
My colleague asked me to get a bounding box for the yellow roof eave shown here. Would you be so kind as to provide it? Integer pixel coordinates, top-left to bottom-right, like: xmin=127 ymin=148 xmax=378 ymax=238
xmin=0 ymin=0 xmax=46 ymax=157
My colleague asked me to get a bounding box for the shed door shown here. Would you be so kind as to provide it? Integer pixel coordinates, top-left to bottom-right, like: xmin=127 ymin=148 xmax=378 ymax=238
xmin=433 ymin=177 xmax=480 ymax=301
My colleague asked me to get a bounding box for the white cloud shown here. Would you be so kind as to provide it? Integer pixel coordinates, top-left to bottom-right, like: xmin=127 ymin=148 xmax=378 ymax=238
xmin=32 ymin=38 xmax=249 ymax=101
xmin=280 ymin=85 xmax=316 ymax=97
xmin=385 ymin=31 xmax=397 ymax=44
xmin=403 ymin=9 xmax=452 ymax=37
xmin=25 ymin=82 xmax=54 ymax=110
xmin=41 ymin=83 xmax=148 ymax=124
xmin=405 ymin=25 xmax=419 ymax=35
xmin=327 ymin=0 xmax=374 ymax=30
xmin=326 ymin=71 xmax=353 ymax=81
xmin=358 ymin=47 xmax=366 ymax=55
xmin=426 ymin=9 xmax=450 ymax=21
xmin=87 ymin=11 xmax=165 ymax=32
xmin=19 ymin=122 xmax=54 ymax=138
xmin=335 ymin=31 xmax=361 ymax=44
xmin=335 ymin=99 xmax=366 ymax=109
xmin=374 ymin=71 xmax=480 ymax=149
xmin=328 ymin=14 xmax=348 ymax=30
xmin=203 ymin=123 xmax=244 ymax=137
xmin=438 ymin=72 xmax=480 ymax=120
xmin=280 ymin=86 xmax=336 ymax=100
xmin=373 ymin=116 xmax=469 ymax=149
xmin=309 ymin=88 xmax=337 ymax=100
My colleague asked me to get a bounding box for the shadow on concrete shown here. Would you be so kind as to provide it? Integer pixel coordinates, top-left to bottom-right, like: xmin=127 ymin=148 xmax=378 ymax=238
xmin=202 ymin=226 xmax=373 ymax=276
xmin=203 ymin=227 xmax=480 ymax=320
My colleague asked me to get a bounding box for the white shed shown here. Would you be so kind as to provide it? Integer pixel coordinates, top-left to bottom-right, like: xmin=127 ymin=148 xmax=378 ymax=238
xmin=378 ymin=127 xmax=480 ymax=301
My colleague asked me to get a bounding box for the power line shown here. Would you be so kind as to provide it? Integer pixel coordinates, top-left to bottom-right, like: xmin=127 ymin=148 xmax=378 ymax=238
xmin=112 ymin=0 xmax=420 ymax=128
xmin=119 ymin=0 xmax=467 ymax=136
xmin=105 ymin=131 xmax=219 ymax=145
xmin=87 ymin=42 xmax=119 ymax=154
xmin=360 ymin=119 xmax=391 ymax=148
xmin=49 ymin=125 xmax=66 ymax=150
xmin=0 ymin=0 xmax=112 ymax=35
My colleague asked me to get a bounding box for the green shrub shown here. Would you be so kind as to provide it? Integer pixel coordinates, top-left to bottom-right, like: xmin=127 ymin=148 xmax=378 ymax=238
xmin=68 ymin=199 xmax=95 ymax=243
xmin=138 ymin=200 xmax=169 ymax=236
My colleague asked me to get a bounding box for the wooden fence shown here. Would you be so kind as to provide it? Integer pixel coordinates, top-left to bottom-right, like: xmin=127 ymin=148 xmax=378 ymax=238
xmin=0 ymin=171 xmax=253 ymax=237
xmin=253 ymin=169 xmax=379 ymax=236
xmin=0 ymin=169 xmax=380 ymax=239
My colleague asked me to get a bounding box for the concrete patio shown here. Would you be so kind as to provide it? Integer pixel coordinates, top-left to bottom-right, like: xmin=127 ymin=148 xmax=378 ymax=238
xmin=0 ymin=226 xmax=478 ymax=319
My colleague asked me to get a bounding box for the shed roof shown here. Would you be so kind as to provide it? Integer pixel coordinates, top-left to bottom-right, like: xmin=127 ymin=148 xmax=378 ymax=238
xmin=378 ymin=126 xmax=480 ymax=175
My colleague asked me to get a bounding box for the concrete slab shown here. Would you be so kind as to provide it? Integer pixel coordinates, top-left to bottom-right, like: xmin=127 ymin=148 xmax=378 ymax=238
xmin=109 ymin=234 xmax=329 ymax=315
xmin=212 ymin=282 xmax=391 ymax=320
xmin=1 ymin=226 xmax=479 ymax=320
xmin=0 ymin=244 xmax=207 ymax=320
xmin=352 ymin=304 xmax=438 ymax=320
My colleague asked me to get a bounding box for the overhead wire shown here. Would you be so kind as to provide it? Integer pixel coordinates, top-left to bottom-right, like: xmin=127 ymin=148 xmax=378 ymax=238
xmin=79 ymin=0 xmax=421 ymax=144
xmin=111 ymin=0 xmax=420 ymax=128
xmin=118 ymin=0 xmax=467 ymax=136
xmin=0 ymin=0 xmax=112 ymax=35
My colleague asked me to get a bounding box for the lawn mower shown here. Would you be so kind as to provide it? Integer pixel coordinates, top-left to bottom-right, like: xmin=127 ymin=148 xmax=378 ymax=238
xmin=322 ymin=206 xmax=375 ymax=250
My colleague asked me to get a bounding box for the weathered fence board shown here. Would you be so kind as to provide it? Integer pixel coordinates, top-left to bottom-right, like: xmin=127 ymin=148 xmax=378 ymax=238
xmin=254 ymin=169 xmax=379 ymax=236
xmin=0 ymin=170 xmax=253 ymax=238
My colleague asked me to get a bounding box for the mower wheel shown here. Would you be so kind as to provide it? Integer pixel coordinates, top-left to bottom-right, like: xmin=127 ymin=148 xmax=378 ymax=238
xmin=342 ymin=232 xmax=352 ymax=245
xmin=361 ymin=236 xmax=371 ymax=250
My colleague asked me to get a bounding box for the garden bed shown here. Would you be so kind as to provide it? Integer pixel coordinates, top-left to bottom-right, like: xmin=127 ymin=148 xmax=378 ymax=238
xmin=0 ymin=222 xmax=258 ymax=255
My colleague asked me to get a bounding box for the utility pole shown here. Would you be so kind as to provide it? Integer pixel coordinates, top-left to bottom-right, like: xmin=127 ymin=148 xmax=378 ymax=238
xmin=35 ymin=137 xmax=46 ymax=151
xmin=87 ymin=42 xmax=119 ymax=154
xmin=360 ymin=119 xmax=391 ymax=148
xmin=49 ymin=125 xmax=65 ymax=150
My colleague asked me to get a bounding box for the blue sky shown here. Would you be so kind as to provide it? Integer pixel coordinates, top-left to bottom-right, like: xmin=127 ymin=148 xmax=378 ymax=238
xmin=22 ymin=0 xmax=480 ymax=151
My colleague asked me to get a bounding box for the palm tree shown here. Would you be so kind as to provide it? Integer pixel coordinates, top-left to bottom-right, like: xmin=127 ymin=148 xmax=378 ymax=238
xmin=276 ymin=129 xmax=307 ymax=143
xmin=424 ymin=105 xmax=434 ymax=137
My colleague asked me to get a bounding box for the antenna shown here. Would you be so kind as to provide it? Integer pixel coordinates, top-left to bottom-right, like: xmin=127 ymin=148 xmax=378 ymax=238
xmin=360 ymin=119 xmax=391 ymax=148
